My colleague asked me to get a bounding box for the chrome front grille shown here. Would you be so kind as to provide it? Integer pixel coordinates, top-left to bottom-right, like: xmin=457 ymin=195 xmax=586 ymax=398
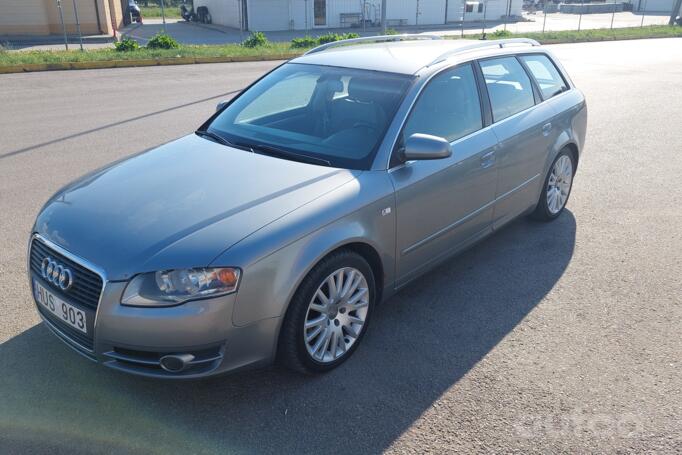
xmin=29 ymin=238 xmax=103 ymax=311
xmin=30 ymin=237 xmax=104 ymax=353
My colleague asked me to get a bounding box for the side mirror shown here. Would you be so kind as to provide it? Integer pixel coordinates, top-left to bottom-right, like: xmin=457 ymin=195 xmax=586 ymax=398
xmin=402 ymin=133 xmax=452 ymax=161
xmin=216 ymin=100 xmax=229 ymax=112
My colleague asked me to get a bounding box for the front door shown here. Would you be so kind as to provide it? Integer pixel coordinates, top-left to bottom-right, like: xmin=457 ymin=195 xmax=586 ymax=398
xmin=390 ymin=63 xmax=498 ymax=286
xmin=314 ymin=0 xmax=327 ymax=26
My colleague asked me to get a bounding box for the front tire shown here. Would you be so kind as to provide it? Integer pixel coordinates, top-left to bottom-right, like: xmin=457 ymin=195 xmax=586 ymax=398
xmin=531 ymin=149 xmax=575 ymax=221
xmin=278 ymin=250 xmax=375 ymax=374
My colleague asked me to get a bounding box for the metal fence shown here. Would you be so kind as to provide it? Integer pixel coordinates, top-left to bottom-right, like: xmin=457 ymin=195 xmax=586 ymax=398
xmin=514 ymin=0 xmax=676 ymax=34
xmin=445 ymin=0 xmax=678 ymax=37
xmin=190 ymin=0 xmax=680 ymax=37
xmin=53 ymin=0 xmax=681 ymax=51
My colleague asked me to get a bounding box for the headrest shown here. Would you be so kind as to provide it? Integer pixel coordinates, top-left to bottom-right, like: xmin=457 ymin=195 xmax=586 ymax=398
xmin=348 ymin=77 xmax=383 ymax=102
xmin=326 ymin=79 xmax=344 ymax=94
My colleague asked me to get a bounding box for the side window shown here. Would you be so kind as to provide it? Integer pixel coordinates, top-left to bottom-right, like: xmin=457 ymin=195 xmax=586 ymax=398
xmin=480 ymin=57 xmax=535 ymax=122
xmin=402 ymin=63 xmax=483 ymax=144
xmin=520 ymin=54 xmax=568 ymax=100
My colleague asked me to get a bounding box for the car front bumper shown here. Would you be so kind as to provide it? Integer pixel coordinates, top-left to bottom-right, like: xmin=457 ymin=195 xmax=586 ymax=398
xmin=32 ymin=275 xmax=280 ymax=378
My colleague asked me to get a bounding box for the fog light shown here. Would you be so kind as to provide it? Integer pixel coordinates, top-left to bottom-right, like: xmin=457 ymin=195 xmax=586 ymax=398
xmin=159 ymin=353 xmax=195 ymax=373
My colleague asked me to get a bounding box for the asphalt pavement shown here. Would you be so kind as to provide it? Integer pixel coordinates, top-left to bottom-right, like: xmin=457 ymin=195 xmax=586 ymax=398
xmin=0 ymin=38 xmax=680 ymax=454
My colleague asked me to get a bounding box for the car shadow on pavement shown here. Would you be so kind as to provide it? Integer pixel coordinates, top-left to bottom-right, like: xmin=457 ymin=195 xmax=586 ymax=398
xmin=0 ymin=211 xmax=576 ymax=454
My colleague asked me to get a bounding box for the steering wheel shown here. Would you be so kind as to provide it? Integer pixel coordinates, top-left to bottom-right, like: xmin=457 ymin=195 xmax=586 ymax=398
xmin=352 ymin=122 xmax=379 ymax=134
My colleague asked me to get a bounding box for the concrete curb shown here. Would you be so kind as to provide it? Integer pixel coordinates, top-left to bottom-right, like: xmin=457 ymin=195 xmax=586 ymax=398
xmin=0 ymin=34 xmax=115 ymax=46
xmin=0 ymin=53 xmax=300 ymax=74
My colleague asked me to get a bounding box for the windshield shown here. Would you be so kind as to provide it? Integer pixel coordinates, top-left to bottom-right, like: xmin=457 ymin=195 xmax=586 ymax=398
xmin=205 ymin=63 xmax=414 ymax=169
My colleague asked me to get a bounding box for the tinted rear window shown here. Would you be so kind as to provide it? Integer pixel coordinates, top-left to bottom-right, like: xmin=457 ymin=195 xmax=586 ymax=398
xmin=480 ymin=57 xmax=535 ymax=122
xmin=520 ymin=54 xmax=568 ymax=100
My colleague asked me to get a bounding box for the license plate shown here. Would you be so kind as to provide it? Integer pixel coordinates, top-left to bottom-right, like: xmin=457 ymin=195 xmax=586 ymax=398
xmin=34 ymin=280 xmax=87 ymax=334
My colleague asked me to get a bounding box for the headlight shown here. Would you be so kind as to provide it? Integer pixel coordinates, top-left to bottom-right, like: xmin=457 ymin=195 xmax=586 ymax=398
xmin=121 ymin=267 xmax=241 ymax=307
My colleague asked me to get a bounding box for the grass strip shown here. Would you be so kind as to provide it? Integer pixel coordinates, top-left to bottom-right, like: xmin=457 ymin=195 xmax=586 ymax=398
xmin=470 ymin=25 xmax=682 ymax=43
xmin=139 ymin=6 xmax=182 ymax=19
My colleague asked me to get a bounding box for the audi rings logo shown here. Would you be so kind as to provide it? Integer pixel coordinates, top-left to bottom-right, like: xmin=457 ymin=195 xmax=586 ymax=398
xmin=41 ymin=257 xmax=74 ymax=291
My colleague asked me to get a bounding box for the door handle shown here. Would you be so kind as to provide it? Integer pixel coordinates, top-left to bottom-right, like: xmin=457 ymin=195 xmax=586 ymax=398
xmin=542 ymin=122 xmax=552 ymax=136
xmin=480 ymin=150 xmax=495 ymax=169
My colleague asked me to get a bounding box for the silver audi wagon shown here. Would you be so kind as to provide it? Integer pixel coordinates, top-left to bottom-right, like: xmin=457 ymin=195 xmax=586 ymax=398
xmin=29 ymin=36 xmax=587 ymax=378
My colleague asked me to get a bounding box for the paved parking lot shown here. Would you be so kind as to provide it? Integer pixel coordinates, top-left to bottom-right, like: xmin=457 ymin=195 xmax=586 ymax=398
xmin=0 ymin=38 xmax=680 ymax=453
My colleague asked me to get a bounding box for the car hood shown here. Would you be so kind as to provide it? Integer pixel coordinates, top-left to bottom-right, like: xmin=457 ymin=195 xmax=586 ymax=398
xmin=34 ymin=134 xmax=358 ymax=280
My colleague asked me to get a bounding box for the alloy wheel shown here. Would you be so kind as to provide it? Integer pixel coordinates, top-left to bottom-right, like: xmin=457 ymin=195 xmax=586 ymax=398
xmin=303 ymin=267 xmax=369 ymax=363
xmin=546 ymin=155 xmax=573 ymax=215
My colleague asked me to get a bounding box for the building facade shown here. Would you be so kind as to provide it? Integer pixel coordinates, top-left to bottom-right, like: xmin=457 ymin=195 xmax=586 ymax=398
xmin=0 ymin=0 xmax=124 ymax=36
xmin=633 ymin=0 xmax=680 ymax=12
xmin=194 ymin=0 xmax=523 ymax=32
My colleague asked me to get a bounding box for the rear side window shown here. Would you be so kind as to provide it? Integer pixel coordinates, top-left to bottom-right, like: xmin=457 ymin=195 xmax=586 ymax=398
xmin=402 ymin=63 xmax=483 ymax=143
xmin=520 ymin=54 xmax=568 ymax=100
xmin=480 ymin=57 xmax=535 ymax=122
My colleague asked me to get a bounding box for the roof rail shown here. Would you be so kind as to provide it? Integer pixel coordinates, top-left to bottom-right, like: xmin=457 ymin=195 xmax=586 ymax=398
xmin=304 ymin=34 xmax=443 ymax=55
xmin=427 ymin=38 xmax=541 ymax=66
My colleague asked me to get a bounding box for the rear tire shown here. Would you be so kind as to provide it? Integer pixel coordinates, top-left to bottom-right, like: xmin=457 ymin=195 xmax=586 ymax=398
xmin=277 ymin=250 xmax=375 ymax=374
xmin=531 ymin=149 xmax=575 ymax=221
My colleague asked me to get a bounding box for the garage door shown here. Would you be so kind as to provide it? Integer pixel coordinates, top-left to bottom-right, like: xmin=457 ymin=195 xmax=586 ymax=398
xmin=194 ymin=0 xmax=241 ymax=28
xmin=447 ymin=0 xmax=464 ymax=22
xmin=418 ymin=0 xmax=446 ymax=25
xmin=642 ymin=0 xmax=674 ymax=11
xmin=248 ymin=0 xmax=290 ymax=31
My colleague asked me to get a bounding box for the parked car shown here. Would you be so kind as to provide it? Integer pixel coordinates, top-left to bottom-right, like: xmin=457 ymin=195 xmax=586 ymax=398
xmin=29 ymin=36 xmax=586 ymax=378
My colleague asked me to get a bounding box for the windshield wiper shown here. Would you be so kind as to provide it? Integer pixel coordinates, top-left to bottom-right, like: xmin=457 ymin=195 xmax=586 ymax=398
xmin=197 ymin=131 xmax=332 ymax=166
xmin=195 ymin=129 xmax=233 ymax=146
xmin=196 ymin=129 xmax=255 ymax=154
xmin=240 ymin=142 xmax=332 ymax=167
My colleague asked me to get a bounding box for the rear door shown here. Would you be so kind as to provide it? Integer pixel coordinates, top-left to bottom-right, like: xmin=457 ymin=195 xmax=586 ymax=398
xmin=390 ymin=63 xmax=498 ymax=286
xmin=478 ymin=56 xmax=559 ymax=228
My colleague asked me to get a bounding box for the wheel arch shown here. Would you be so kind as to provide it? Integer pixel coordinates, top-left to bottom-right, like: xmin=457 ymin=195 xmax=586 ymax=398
xmin=563 ymin=142 xmax=579 ymax=171
xmin=233 ymin=220 xmax=392 ymax=324
xmin=273 ymin=240 xmax=383 ymax=372
xmin=268 ymin=239 xmax=387 ymax=362
xmin=323 ymin=241 xmax=385 ymax=304
xmin=547 ymin=130 xmax=580 ymax=176
xmin=279 ymin=238 xmax=387 ymax=324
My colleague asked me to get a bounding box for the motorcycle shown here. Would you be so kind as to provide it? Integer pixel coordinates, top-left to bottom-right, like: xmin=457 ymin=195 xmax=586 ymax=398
xmin=180 ymin=0 xmax=196 ymax=22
